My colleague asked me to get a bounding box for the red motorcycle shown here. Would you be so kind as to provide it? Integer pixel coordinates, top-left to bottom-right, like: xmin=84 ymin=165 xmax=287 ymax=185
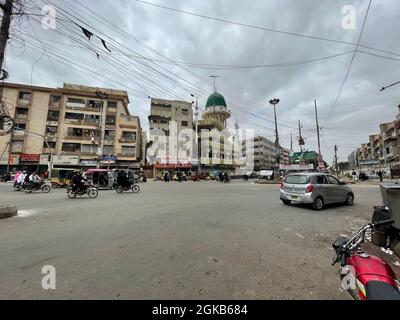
xmin=332 ymin=219 xmax=400 ymax=300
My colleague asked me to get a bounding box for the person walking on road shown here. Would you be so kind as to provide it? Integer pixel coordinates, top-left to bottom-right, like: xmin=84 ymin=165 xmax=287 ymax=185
xmin=351 ymin=169 xmax=358 ymax=183
xmin=377 ymin=170 xmax=383 ymax=182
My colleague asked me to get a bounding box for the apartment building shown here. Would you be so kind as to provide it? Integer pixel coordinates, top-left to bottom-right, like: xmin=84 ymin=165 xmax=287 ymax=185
xmin=242 ymin=136 xmax=278 ymax=170
xmin=0 ymin=83 xmax=142 ymax=173
xmin=148 ymin=98 xmax=193 ymax=164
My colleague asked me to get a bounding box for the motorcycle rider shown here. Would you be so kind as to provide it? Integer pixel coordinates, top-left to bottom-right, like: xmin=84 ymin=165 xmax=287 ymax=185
xmin=29 ymin=171 xmax=41 ymax=190
xmin=72 ymin=171 xmax=87 ymax=194
xmin=16 ymin=170 xmax=27 ymax=189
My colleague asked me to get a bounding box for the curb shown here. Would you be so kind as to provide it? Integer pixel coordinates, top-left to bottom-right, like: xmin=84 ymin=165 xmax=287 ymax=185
xmin=0 ymin=205 xmax=18 ymax=220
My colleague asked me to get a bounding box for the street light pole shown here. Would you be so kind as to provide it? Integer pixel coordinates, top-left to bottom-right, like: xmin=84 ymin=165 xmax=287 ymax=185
xmin=191 ymin=94 xmax=200 ymax=174
xmin=269 ymin=98 xmax=280 ymax=167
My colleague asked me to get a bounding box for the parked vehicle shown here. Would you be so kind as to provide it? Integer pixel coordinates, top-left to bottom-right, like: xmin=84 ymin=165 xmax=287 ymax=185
xmin=25 ymin=180 xmax=52 ymax=193
xmin=67 ymin=183 xmax=98 ymax=199
xmin=370 ymin=182 xmax=400 ymax=252
xmin=332 ymin=219 xmax=400 ymax=300
xmin=280 ymin=173 xmax=354 ymax=210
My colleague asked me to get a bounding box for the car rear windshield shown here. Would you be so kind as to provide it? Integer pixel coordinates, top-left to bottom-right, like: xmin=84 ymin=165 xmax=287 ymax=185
xmin=285 ymin=175 xmax=310 ymax=184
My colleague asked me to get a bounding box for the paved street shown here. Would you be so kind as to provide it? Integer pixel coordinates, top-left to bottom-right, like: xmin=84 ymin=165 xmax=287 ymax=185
xmin=0 ymin=181 xmax=382 ymax=299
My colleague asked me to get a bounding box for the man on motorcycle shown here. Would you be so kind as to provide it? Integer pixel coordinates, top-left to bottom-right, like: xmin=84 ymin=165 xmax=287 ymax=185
xmin=29 ymin=172 xmax=41 ymax=190
xmin=72 ymin=171 xmax=87 ymax=194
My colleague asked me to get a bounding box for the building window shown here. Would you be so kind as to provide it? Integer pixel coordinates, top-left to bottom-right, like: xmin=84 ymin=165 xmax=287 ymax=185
xmin=181 ymin=121 xmax=188 ymax=127
xmin=121 ymin=146 xmax=136 ymax=156
xmin=121 ymin=131 xmax=136 ymax=142
xmin=108 ymin=101 xmax=117 ymax=109
xmin=81 ymin=144 xmax=97 ymax=153
xmin=62 ymin=143 xmax=81 ymax=153
xmin=106 ymin=116 xmax=116 ymax=125
xmin=103 ymin=146 xmax=114 ymax=155
xmin=50 ymin=95 xmax=61 ymax=103
xmin=47 ymin=110 xmax=60 ymax=121
xmin=65 ymin=112 xmax=84 ymax=120
xmin=19 ymin=92 xmax=31 ymax=100
xmin=67 ymin=97 xmax=85 ymax=105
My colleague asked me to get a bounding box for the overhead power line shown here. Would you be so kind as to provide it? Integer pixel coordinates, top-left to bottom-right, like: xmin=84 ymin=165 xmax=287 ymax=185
xmin=323 ymin=0 xmax=373 ymax=126
xmin=135 ymin=0 xmax=398 ymax=58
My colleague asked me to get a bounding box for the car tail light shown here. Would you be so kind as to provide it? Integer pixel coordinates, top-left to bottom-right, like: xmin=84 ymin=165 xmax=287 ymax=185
xmin=306 ymin=185 xmax=314 ymax=193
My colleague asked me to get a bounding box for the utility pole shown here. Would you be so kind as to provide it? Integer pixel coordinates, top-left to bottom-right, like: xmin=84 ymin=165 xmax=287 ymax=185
xmin=298 ymin=120 xmax=305 ymax=152
xmin=269 ymin=98 xmax=280 ymax=167
xmin=314 ymin=99 xmax=321 ymax=156
xmin=334 ymin=145 xmax=339 ymax=176
xmin=191 ymin=94 xmax=200 ymax=174
xmin=0 ymin=0 xmax=13 ymax=73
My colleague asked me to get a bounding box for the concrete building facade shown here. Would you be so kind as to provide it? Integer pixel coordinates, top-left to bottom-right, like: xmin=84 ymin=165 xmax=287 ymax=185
xmin=0 ymin=82 xmax=142 ymax=173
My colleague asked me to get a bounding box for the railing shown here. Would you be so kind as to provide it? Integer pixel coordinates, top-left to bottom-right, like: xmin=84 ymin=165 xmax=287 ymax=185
xmin=119 ymin=138 xmax=136 ymax=143
xmin=64 ymin=135 xmax=100 ymax=141
xmin=64 ymin=119 xmax=100 ymax=126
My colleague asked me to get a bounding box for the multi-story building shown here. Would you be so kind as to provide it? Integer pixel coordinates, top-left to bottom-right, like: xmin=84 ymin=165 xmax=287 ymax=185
xmin=379 ymin=121 xmax=399 ymax=166
xmin=281 ymin=148 xmax=290 ymax=165
xmin=148 ymin=98 xmax=193 ymax=162
xmin=0 ymin=82 xmax=142 ymax=173
xmin=242 ymin=136 xmax=278 ymax=170
xmin=348 ymin=149 xmax=360 ymax=170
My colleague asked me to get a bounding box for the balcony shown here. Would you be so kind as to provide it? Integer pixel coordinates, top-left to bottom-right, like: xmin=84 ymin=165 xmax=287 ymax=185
xmin=384 ymin=132 xmax=397 ymax=142
xmin=118 ymin=138 xmax=136 ymax=144
xmin=18 ymin=99 xmax=31 ymax=107
xmin=106 ymin=107 xmax=117 ymax=115
xmin=64 ymin=135 xmax=100 ymax=142
xmin=64 ymin=119 xmax=100 ymax=127
xmin=12 ymin=134 xmax=26 ymax=141
xmin=117 ymin=153 xmax=136 ymax=159
xmin=49 ymin=102 xmax=61 ymax=110
xmin=47 ymin=120 xmax=59 ymax=126
xmin=14 ymin=114 xmax=28 ymax=124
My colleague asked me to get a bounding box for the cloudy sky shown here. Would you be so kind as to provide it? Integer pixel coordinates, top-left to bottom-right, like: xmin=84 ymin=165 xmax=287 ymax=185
xmin=4 ymin=0 xmax=400 ymax=164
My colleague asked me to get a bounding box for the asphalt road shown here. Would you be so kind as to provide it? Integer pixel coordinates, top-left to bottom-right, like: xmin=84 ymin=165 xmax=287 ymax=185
xmin=0 ymin=181 xmax=382 ymax=299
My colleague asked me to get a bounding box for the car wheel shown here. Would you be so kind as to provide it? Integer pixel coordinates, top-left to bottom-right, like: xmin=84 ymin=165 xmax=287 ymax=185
xmin=345 ymin=193 xmax=354 ymax=206
xmin=281 ymin=199 xmax=291 ymax=205
xmin=312 ymin=197 xmax=324 ymax=210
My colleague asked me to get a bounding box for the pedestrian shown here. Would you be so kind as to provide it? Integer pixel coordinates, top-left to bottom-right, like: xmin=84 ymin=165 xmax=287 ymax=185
xmin=351 ymin=169 xmax=358 ymax=183
xmin=377 ymin=170 xmax=383 ymax=182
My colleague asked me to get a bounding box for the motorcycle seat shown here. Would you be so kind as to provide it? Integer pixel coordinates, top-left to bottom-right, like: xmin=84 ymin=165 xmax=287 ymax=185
xmin=366 ymin=281 xmax=400 ymax=300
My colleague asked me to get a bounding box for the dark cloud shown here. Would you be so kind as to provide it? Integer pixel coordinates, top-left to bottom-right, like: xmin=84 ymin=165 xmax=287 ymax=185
xmin=4 ymin=0 xmax=400 ymax=164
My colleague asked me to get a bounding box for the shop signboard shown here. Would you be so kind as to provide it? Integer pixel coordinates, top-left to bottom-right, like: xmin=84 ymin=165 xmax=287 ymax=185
xmin=8 ymin=154 xmax=20 ymax=165
xmin=80 ymin=160 xmax=97 ymax=167
xmin=40 ymin=155 xmax=51 ymax=165
xmin=20 ymin=154 xmax=40 ymax=162
xmin=279 ymin=164 xmax=314 ymax=171
xmin=154 ymin=161 xmax=193 ymax=169
xmin=53 ymin=155 xmax=80 ymax=166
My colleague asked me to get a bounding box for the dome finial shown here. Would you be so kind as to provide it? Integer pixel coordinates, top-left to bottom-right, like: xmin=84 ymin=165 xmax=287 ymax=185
xmin=210 ymin=75 xmax=219 ymax=92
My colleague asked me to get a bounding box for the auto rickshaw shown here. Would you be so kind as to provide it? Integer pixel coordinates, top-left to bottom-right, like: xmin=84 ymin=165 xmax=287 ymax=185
xmin=50 ymin=168 xmax=75 ymax=188
xmin=83 ymin=169 xmax=116 ymax=190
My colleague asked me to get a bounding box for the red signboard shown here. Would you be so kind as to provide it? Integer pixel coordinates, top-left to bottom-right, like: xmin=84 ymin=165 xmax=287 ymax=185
xmin=20 ymin=154 xmax=41 ymax=162
xmin=154 ymin=162 xmax=193 ymax=169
